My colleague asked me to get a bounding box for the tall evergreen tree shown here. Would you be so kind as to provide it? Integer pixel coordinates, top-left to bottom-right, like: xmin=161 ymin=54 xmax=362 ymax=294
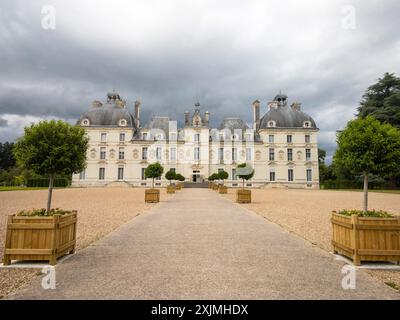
xmin=357 ymin=72 xmax=400 ymax=127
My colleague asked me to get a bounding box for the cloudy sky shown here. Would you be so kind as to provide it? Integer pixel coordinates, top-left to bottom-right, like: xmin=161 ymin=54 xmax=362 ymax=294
xmin=0 ymin=0 xmax=399 ymax=162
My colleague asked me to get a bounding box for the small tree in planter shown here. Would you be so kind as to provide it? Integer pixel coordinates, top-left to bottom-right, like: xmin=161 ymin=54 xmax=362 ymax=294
xmin=145 ymin=162 xmax=164 ymax=202
xmin=332 ymin=116 xmax=400 ymax=265
xmin=236 ymin=163 xmax=254 ymax=203
xmin=5 ymin=120 xmax=87 ymax=265
xmin=209 ymin=173 xmax=219 ymax=190
xmin=165 ymin=169 xmax=177 ymax=193
xmin=175 ymin=173 xmax=185 ymax=189
xmin=13 ymin=120 xmax=89 ymax=212
xmin=334 ymin=116 xmax=400 ymax=213
xmin=218 ymin=170 xmax=229 ymax=194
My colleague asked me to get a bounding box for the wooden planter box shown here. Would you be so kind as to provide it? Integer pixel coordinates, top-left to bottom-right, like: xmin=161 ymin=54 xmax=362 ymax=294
xmin=167 ymin=185 xmax=175 ymax=194
xmin=208 ymin=182 xmax=213 ymax=189
xmin=212 ymin=184 xmax=219 ymax=190
xmin=219 ymin=185 xmax=228 ymax=194
xmin=3 ymin=211 xmax=77 ymax=266
xmin=175 ymin=183 xmax=182 ymax=190
xmin=331 ymin=212 xmax=400 ymax=266
xmin=237 ymin=189 xmax=251 ymax=203
xmin=145 ymin=189 xmax=160 ymax=203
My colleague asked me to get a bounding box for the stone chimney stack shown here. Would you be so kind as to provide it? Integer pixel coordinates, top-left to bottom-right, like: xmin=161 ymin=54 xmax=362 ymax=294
xmin=204 ymin=111 xmax=210 ymax=127
xmin=134 ymin=100 xmax=141 ymax=128
xmin=252 ymin=100 xmax=260 ymax=130
xmin=184 ymin=112 xmax=190 ymax=126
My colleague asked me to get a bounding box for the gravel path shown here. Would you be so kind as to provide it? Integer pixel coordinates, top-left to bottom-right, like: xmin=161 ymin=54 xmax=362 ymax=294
xmin=223 ymin=188 xmax=400 ymax=293
xmin=9 ymin=189 xmax=399 ymax=300
xmin=0 ymin=187 xmax=171 ymax=298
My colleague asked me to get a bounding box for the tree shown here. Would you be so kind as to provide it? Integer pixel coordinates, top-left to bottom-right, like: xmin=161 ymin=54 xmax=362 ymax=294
xmin=357 ymin=72 xmax=400 ymax=128
xmin=334 ymin=116 xmax=400 ymax=212
xmin=208 ymin=173 xmax=218 ymax=181
xmin=175 ymin=173 xmax=185 ymax=182
xmin=165 ymin=169 xmax=177 ymax=185
xmin=218 ymin=170 xmax=229 ymax=185
xmin=236 ymin=163 xmax=254 ymax=189
xmin=0 ymin=142 xmax=16 ymax=170
xmin=145 ymin=162 xmax=164 ymax=188
xmin=13 ymin=120 xmax=89 ymax=212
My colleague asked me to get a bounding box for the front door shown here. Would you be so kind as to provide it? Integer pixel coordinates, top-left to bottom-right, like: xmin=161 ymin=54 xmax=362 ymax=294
xmin=192 ymin=174 xmax=197 ymax=183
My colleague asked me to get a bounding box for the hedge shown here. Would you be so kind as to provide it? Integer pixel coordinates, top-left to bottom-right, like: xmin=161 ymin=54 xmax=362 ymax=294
xmin=26 ymin=178 xmax=69 ymax=188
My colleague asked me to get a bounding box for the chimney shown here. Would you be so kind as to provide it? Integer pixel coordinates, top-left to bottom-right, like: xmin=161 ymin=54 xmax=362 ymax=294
xmin=252 ymin=100 xmax=260 ymax=130
xmin=134 ymin=100 xmax=141 ymax=128
xmin=291 ymin=102 xmax=301 ymax=111
xmin=204 ymin=111 xmax=210 ymax=127
xmin=184 ymin=112 xmax=190 ymax=126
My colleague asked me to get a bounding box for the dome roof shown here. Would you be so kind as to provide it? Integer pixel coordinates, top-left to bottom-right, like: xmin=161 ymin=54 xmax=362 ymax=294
xmin=77 ymin=92 xmax=136 ymax=129
xmin=218 ymin=118 xmax=248 ymax=131
xmin=259 ymin=106 xmax=317 ymax=129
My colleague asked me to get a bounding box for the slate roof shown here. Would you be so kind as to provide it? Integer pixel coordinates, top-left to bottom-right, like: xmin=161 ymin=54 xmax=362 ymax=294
xmin=259 ymin=106 xmax=317 ymax=129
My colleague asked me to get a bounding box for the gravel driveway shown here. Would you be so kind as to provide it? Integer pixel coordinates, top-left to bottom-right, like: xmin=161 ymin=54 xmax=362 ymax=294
xmin=223 ymin=188 xmax=400 ymax=293
xmin=0 ymin=187 xmax=171 ymax=298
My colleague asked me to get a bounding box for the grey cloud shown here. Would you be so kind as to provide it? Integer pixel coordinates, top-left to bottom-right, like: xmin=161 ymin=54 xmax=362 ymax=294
xmin=0 ymin=0 xmax=399 ymax=163
xmin=0 ymin=117 xmax=8 ymax=127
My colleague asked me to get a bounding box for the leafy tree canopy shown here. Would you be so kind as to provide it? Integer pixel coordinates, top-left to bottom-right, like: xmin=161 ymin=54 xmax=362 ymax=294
xmin=0 ymin=142 xmax=16 ymax=170
xmin=334 ymin=116 xmax=400 ymax=177
xmin=13 ymin=120 xmax=89 ymax=177
xmin=145 ymin=162 xmax=164 ymax=179
xmin=175 ymin=173 xmax=185 ymax=182
xmin=357 ymin=72 xmax=400 ymax=127
xmin=165 ymin=169 xmax=177 ymax=181
xmin=218 ymin=170 xmax=229 ymax=181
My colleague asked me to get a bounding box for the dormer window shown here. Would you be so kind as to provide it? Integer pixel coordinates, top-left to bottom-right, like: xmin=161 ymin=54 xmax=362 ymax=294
xmin=268 ymin=121 xmax=276 ymax=128
xmin=118 ymin=119 xmax=127 ymax=127
xmin=303 ymin=121 xmax=311 ymax=128
xmin=81 ymin=118 xmax=90 ymax=126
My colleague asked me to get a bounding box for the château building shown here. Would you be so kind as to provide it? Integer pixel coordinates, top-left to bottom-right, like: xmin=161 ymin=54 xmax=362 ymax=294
xmin=72 ymin=91 xmax=319 ymax=188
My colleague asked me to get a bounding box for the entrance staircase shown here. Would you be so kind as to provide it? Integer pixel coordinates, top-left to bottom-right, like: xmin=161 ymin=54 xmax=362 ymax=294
xmin=183 ymin=181 xmax=208 ymax=188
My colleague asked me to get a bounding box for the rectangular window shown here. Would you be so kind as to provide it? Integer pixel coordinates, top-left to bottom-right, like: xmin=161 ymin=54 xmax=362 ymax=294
xmin=269 ymin=148 xmax=275 ymax=161
xmin=119 ymin=133 xmax=125 ymax=142
xmin=307 ymin=169 xmax=312 ymax=182
xmin=232 ymin=168 xmax=237 ymax=180
xmin=245 ymin=133 xmax=252 ymax=142
xmin=142 ymin=147 xmax=148 ymax=160
xmin=170 ymin=168 xmax=176 ymax=173
xmin=305 ymin=135 xmax=310 ymax=143
xmin=306 ymin=149 xmax=311 ymax=161
xmin=194 ymin=147 xmax=200 ymax=161
xmin=99 ymin=168 xmax=105 ymax=180
xmin=218 ymin=168 xmax=224 ymax=173
xmin=118 ymin=167 xmax=124 ymax=180
xmin=270 ymin=171 xmax=276 ymax=182
xmin=142 ymin=132 xmax=148 ymax=140
xmin=156 ymin=147 xmax=162 ymax=161
xmin=101 ymin=133 xmax=107 ymax=142
xmin=269 ymin=135 xmax=274 ymax=144
xmin=246 ymin=148 xmax=252 ymax=161
xmin=170 ymin=147 xmax=176 ymax=161
xmin=287 ymin=135 xmax=292 ymax=143
xmin=288 ymin=169 xmax=294 ymax=182
xmin=100 ymin=147 xmax=106 ymax=160
xmin=194 ymin=133 xmax=200 ymax=142
xmin=232 ymin=148 xmax=237 ymax=161
xmin=79 ymin=170 xmax=85 ymax=180
xmin=287 ymin=148 xmax=293 ymax=161
xmin=218 ymin=148 xmax=224 ymax=161
xmin=119 ymin=147 xmax=125 ymax=160
xmin=141 ymin=168 xmax=146 ymax=180
xmin=219 ymin=134 xmax=224 ymax=141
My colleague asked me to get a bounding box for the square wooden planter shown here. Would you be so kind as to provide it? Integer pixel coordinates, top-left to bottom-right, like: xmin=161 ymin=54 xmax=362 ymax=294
xmin=167 ymin=185 xmax=175 ymax=194
xmin=212 ymin=184 xmax=219 ymax=190
xmin=331 ymin=212 xmax=400 ymax=266
xmin=237 ymin=189 xmax=251 ymax=203
xmin=145 ymin=189 xmax=160 ymax=203
xmin=3 ymin=211 xmax=77 ymax=266
xmin=175 ymin=184 xmax=182 ymax=190
xmin=219 ymin=185 xmax=228 ymax=194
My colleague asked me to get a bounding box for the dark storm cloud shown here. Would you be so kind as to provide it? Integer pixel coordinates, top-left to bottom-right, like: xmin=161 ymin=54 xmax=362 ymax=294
xmin=0 ymin=0 xmax=400 ymax=163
